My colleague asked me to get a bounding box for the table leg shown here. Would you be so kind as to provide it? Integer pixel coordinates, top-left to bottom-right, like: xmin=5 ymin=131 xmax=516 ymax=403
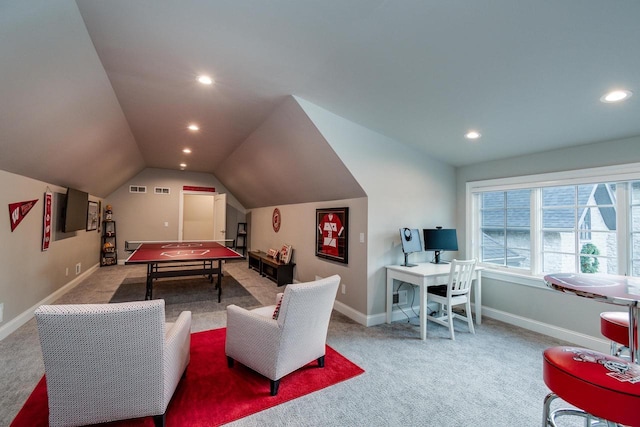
xmin=145 ymin=264 xmax=153 ymax=300
xmin=420 ymin=283 xmax=427 ymax=340
xmin=386 ymin=274 xmax=393 ymax=324
xmin=630 ymin=306 xmax=638 ymax=364
xmin=475 ymin=272 xmax=482 ymax=325
xmin=216 ymin=260 xmax=222 ymax=303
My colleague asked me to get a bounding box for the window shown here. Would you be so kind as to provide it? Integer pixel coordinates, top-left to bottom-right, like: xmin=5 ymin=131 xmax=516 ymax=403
xmin=541 ymin=184 xmax=617 ymax=274
xmin=480 ymin=190 xmax=530 ymax=268
xmin=632 ymin=181 xmax=640 ymax=276
xmin=467 ymin=163 xmax=640 ymax=279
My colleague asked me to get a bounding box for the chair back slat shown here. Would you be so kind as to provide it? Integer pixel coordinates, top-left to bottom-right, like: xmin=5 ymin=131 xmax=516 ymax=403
xmin=448 ymin=259 xmax=477 ymax=296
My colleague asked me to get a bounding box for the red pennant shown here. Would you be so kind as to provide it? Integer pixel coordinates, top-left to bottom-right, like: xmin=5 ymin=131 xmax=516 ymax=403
xmin=8 ymin=199 xmax=38 ymax=232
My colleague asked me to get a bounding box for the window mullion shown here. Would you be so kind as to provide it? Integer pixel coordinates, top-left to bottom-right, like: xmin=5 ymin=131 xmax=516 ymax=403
xmin=531 ymin=188 xmax=541 ymax=275
xmin=617 ymin=182 xmax=629 ymax=275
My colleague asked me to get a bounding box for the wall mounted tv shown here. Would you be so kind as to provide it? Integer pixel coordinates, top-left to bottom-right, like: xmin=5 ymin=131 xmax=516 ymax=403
xmin=423 ymin=228 xmax=458 ymax=264
xmin=62 ymin=187 xmax=89 ymax=232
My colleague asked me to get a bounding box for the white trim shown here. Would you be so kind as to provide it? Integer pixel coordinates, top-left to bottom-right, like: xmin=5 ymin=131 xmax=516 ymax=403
xmin=467 ymin=161 xmax=640 ymax=192
xmin=333 ymin=300 xmax=368 ymax=325
xmin=481 ymin=306 xmax=610 ymax=353
xmin=0 ymin=264 xmax=100 ymax=341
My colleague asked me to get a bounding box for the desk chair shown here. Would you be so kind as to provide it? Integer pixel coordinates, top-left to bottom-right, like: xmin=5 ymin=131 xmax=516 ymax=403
xmin=425 ymin=259 xmax=477 ymax=340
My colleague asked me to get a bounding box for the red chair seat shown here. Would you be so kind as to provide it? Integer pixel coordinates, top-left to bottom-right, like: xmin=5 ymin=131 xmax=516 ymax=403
xmin=543 ymin=346 xmax=640 ymax=426
xmin=600 ymin=311 xmax=631 ymax=347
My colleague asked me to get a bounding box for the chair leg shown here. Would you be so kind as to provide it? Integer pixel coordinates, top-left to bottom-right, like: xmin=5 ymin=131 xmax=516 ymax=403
xmin=542 ymin=392 xmax=556 ymax=427
xmin=317 ymin=355 xmax=325 ymax=367
xmin=153 ymin=413 xmax=166 ymax=427
xmin=447 ymin=304 xmax=455 ymax=340
xmin=270 ymin=379 xmax=280 ymax=396
xmin=227 ymin=356 xmax=234 ymax=368
xmin=466 ymin=300 xmax=475 ymax=335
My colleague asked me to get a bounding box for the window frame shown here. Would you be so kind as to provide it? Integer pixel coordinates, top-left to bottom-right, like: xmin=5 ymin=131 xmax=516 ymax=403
xmin=466 ymin=162 xmax=640 ymax=288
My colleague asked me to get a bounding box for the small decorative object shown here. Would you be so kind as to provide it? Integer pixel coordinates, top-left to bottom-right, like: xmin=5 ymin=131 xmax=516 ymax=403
xmin=267 ymin=248 xmax=279 ymax=258
xmin=105 ymin=204 xmax=113 ymax=221
xmin=316 ymin=207 xmax=349 ymax=264
xmin=280 ymin=244 xmax=292 ymax=264
xmin=272 ymin=208 xmax=281 ymax=232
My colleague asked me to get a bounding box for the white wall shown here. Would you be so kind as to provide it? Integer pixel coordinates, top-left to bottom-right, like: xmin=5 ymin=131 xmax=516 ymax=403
xmin=106 ymin=168 xmax=246 ymax=261
xmin=456 ymin=135 xmax=640 ymax=342
xmin=0 ymin=170 xmax=101 ymax=338
xmin=249 ymin=198 xmax=368 ymax=317
xmin=297 ymin=97 xmax=457 ymax=324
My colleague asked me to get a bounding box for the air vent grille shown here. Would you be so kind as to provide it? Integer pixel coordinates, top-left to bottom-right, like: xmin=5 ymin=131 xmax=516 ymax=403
xmin=129 ymin=185 xmax=147 ymax=193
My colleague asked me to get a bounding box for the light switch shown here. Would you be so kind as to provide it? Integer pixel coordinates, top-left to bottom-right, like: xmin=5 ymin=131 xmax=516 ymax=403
xmin=359 ymin=232 xmax=365 ymax=243
xmin=164 ymin=222 xmax=169 ymax=227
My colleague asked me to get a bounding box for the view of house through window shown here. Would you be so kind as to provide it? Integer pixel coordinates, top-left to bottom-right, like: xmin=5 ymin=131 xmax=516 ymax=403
xmin=480 ymin=190 xmax=531 ymax=268
xmin=542 ymin=184 xmax=617 ymax=274
xmin=471 ymin=173 xmax=640 ymax=278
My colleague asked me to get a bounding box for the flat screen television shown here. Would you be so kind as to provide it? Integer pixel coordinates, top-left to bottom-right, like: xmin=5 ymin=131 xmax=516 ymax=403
xmin=62 ymin=187 xmax=89 ymax=232
xmin=423 ymin=228 xmax=458 ymax=264
xmin=399 ymin=228 xmax=422 ymax=267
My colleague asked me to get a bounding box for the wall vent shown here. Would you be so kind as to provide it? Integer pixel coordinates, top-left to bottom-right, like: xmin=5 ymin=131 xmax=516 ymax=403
xmin=129 ymin=185 xmax=147 ymax=193
xmin=154 ymin=187 xmax=170 ymax=195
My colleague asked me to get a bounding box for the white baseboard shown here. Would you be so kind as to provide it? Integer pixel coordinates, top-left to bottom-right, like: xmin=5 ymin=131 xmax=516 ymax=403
xmin=480 ymin=306 xmax=610 ymax=353
xmin=343 ymin=302 xmax=610 ymax=353
xmin=0 ymin=264 xmax=100 ymax=341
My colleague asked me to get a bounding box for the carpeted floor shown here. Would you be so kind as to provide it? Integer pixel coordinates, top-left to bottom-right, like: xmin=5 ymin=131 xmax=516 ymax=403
xmin=1 ymin=260 xmax=583 ymax=426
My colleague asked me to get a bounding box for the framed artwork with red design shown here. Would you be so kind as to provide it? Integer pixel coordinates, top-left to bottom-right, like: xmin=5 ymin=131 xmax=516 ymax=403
xmin=316 ymin=207 xmax=348 ymax=264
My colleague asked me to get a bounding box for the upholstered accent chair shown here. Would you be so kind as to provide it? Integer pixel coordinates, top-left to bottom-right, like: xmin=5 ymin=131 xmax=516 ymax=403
xmin=225 ymin=274 xmax=340 ymax=395
xmin=34 ymin=300 xmax=191 ymax=427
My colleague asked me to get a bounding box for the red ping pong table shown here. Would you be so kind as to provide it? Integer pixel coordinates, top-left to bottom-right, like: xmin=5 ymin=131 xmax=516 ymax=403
xmin=124 ymin=241 xmax=244 ymax=302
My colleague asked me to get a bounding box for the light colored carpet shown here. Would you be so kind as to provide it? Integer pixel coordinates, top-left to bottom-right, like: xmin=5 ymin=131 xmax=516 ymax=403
xmin=0 ymin=260 xmax=583 ymax=426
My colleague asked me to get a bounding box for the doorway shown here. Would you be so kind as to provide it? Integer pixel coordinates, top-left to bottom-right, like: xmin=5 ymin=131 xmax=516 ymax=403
xmin=179 ymin=191 xmax=226 ymax=241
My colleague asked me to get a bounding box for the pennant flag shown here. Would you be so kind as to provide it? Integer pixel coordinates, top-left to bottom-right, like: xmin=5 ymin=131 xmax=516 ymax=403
xmin=42 ymin=191 xmax=53 ymax=250
xmin=8 ymin=199 xmax=38 ymax=232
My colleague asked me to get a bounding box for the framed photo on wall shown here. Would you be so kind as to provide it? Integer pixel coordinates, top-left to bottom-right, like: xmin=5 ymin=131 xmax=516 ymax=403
xmin=86 ymin=201 xmax=98 ymax=231
xmin=316 ymin=207 xmax=349 ymax=264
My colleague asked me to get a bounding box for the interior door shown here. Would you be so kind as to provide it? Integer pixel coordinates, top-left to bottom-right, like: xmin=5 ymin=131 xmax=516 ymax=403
xmin=213 ymin=193 xmax=227 ymax=242
xmin=182 ymin=194 xmax=214 ymax=240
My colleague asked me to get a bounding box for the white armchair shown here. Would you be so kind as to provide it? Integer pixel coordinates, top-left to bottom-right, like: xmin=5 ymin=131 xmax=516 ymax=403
xmin=225 ymin=274 xmax=340 ymax=395
xmin=34 ymin=300 xmax=191 ymax=427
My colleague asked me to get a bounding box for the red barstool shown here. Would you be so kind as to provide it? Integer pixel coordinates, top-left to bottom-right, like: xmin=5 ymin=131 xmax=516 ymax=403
xmin=542 ymin=346 xmax=640 ymax=426
xmin=600 ymin=311 xmax=631 ymax=357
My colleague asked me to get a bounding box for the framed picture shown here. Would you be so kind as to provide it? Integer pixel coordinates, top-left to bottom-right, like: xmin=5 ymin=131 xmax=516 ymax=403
xmin=86 ymin=201 xmax=98 ymax=231
xmin=316 ymin=207 xmax=349 ymax=264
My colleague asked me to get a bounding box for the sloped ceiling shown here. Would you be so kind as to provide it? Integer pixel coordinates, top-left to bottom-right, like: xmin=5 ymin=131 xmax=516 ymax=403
xmin=217 ymin=96 xmax=366 ymax=209
xmin=1 ymin=1 xmax=639 ymax=202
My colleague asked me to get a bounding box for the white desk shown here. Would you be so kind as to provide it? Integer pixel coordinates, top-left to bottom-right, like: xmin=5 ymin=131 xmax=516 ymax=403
xmin=385 ymin=263 xmax=484 ymax=340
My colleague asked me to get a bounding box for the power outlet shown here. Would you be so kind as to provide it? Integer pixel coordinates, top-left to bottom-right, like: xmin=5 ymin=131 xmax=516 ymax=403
xmin=393 ymin=290 xmax=408 ymax=305
xmin=75 ymin=263 xmax=81 ymax=275
xmin=341 ymin=283 xmax=346 ymax=294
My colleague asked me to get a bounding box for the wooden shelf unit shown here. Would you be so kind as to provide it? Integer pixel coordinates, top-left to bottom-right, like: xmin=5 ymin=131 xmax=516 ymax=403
xmin=248 ymin=250 xmax=295 ymax=287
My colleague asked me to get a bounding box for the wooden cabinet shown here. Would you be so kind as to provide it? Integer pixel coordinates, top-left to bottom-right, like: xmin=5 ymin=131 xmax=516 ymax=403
xmin=101 ymin=221 xmax=117 ymax=266
xmin=248 ymin=250 xmax=295 ymax=287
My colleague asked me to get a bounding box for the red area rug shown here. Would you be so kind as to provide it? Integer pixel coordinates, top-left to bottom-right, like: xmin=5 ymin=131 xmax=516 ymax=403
xmin=12 ymin=328 xmax=364 ymax=426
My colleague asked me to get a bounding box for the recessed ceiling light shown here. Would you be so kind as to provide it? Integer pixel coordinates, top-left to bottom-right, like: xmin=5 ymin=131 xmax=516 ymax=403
xmin=179 ymin=163 xmax=187 ymax=168
xmin=600 ymin=89 xmax=633 ymax=103
xmin=188 ymin=124 xmax=199 ymax=131
xmin=465 ymin=130 xmax=481 ymax=140
xmin=182 ymin=148 xmax=191 ymax=154
xmin=197 ymin=75 xmax=213 ymax=85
